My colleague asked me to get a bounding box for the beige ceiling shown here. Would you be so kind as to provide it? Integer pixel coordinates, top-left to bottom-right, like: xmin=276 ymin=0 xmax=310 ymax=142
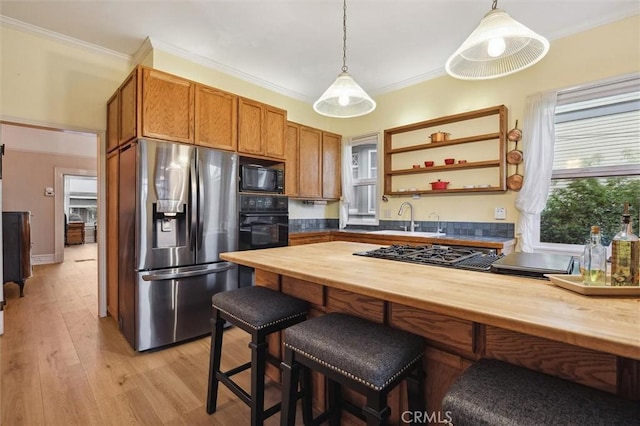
xmin=1 ymin=1 xmax=639 ymax=102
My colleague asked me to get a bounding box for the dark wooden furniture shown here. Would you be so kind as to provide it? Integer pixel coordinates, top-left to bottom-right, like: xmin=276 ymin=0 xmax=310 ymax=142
xmin=2 ymin=211 xmax=32 ymax=297
xmin=66 ymin=222 xmax=85 ymax=245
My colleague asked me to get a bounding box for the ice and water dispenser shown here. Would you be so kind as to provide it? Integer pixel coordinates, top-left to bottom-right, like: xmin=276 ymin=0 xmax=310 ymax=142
xmin=152 ymin=145 xmax=191 ymax=249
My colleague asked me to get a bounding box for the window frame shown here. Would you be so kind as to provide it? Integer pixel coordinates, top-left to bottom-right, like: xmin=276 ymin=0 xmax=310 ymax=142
xmin=346 ymin=133 xmax=381 ymax=226
xmin=533 ymin=74 xmax=640 ymax=255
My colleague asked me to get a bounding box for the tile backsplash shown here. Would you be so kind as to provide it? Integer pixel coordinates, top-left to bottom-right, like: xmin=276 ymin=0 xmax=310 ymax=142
xmin=290 ymin=219 xmax=514 ymax=238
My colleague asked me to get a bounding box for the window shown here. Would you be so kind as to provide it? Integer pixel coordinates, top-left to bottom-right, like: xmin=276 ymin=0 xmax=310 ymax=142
xmin=346 ymin=134 xmax=380 ymax=224
xmin=538 ymin=75 xmax=640 ymax=252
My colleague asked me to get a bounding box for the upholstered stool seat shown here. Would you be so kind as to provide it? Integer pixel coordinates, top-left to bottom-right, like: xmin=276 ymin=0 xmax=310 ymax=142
xmin=206 ymin=286 xmax=309 ymax=426
xmin=212 ymin=286 xmax=309 ymax=332
xmin=442 ymin=358 xmax=640 ymax=426
xmin=280 ymin=312 xmax=425 ymax=426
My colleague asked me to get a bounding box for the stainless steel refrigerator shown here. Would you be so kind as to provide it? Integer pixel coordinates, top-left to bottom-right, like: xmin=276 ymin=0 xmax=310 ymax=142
xmin=118 ymin=139 xmax=238 ymax=351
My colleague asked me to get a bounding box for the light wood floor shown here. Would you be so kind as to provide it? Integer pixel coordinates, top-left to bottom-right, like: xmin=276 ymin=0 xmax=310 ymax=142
xmin=1 ymin=244 xmax=297 ymax=425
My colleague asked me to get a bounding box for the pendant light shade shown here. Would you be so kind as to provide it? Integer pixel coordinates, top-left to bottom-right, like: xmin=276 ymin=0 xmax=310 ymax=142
xmin=313 ymin=0 xmax=376 ymax=118
xmin=313 ymin=71 xmax=376 ymax=118
xmin=446 ymin=1 xmax=550 ymax=80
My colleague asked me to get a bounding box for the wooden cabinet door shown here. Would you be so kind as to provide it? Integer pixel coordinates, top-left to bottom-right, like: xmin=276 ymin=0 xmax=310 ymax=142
xmin=119 ymin=69 xmax=137 ymax=145
xmin=298 ymin=126 xmax=322 ymax=198
xmin=285 ymin=123 xmax=299 ymax=197
xmin=106 ymin=150 xmax=119 ymax=320
xmin=141 ymin=68 xmax=194 ymax=143
xmin=195 ymin=85 xmax=237 ymax=151
xmin=106 ymin=92 xmax=119 ymax=153
xmin=322 ymin=132 xmax=341 ymax=199
xmin=264 ymin=105 xmax=287 ymax=159
xmin=238 ymin=97 xmax=264 ymax=155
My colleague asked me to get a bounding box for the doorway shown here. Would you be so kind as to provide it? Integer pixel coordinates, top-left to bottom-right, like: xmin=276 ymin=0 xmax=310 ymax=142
xmin=0 ymin=122 xmax=106 ymax=317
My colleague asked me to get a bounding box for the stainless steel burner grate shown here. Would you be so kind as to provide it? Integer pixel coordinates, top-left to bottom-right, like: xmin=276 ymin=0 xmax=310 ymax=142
xmin=354 ymin=244 xmax=502 ymax=272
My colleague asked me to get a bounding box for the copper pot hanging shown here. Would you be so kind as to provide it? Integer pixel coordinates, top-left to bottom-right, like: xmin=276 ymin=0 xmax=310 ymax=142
xmin=507 ymin=163 xmax=523 ymax=191
xmin=507 ymin=119 xmax=522 ymax=142
xmin=507 ymin=139 xmax=523 ymax=164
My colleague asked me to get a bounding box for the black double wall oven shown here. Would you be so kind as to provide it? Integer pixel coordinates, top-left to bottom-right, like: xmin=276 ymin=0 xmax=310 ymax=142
xmin=238 ymin=193 xmax=289 ymax=287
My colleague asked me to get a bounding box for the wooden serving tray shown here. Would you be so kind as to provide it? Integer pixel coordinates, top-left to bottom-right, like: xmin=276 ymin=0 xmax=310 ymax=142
xmin=545 ymin=274 xmax=640 ymax=296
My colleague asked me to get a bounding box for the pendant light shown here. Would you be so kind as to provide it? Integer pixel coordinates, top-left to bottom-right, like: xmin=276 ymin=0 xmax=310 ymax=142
xmin=445 ymin=0 xmax=550 ymax=80
xmin=313 ymin=0 xmax=376 ymax=118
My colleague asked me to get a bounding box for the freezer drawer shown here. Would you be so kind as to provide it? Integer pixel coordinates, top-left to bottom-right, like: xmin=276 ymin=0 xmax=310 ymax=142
xmin=135 ymin=262 xmax=237 ymax=351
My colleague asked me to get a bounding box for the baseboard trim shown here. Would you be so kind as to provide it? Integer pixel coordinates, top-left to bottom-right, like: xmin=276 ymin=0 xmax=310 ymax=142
xmin=32 ymin=254 xmax=56 ymax=265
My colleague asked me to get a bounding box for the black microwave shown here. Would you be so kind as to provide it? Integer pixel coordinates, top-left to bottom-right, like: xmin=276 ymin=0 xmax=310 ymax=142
xmin=240 ymin=165 xmax=284 ymax=193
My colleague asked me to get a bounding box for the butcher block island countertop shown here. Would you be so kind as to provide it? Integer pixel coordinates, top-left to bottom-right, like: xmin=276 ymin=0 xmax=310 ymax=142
xmin=222 ymin=241 xmax=639 ymax=416
xmin=221 ymin=241 xmax=639 ymax=360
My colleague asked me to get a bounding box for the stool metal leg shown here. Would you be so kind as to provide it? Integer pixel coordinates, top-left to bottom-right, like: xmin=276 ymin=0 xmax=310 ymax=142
xmin=206 ymin=313 xmax=225 ymax=414
xmin=249 ymin=333 xmax=268 ymax=426
xmin=280 ymin=347 xmax=298 ymax=426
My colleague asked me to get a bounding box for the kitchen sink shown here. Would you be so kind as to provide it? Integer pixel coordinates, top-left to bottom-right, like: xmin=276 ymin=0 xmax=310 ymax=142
xmin=367 ymin=230 xmax=446 ymax=237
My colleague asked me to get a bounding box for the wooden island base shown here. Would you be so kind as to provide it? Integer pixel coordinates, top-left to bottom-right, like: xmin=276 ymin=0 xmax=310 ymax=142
xmin=220 ymin=242 xmax=640 ymax=425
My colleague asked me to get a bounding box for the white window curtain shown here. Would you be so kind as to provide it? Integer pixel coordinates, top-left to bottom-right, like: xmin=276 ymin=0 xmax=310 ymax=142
xmin=339 ymin=143 xmax=354 ymax=229
xmin=515 ymin=91 xmax=558 ymax=252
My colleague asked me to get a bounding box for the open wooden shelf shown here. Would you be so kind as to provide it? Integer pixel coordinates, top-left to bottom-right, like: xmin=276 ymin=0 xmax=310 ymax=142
xmin=383 ymin=105 xmax=508 ymax=195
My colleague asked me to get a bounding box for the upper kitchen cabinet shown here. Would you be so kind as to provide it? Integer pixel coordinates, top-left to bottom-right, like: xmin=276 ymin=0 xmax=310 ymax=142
xmin=107 ymin=66 xmax=196 ymax=151
xmin=322 ymin=131 xmax=341 ymax=200
xmin=119 ymin=70 xmax=137 ymax=145
xmin=141 ymin=68 xmax=195 ymax=144
xmin=106 ymin=92 xmax=119 ymax=153
xmin=285 ymin=122 xmax=300 ymax=197
xmin=105 ymin=67 xmax=137 ymax=152
xmin=292 ymin=124 xmax=341 ymax=201
xmin=195 ymin=85 xmax=238 ymax=151
xmin=297 ymin=125 xmax=323 ymax=198
xmin=238 ymin=97 xmax=287 ymax=160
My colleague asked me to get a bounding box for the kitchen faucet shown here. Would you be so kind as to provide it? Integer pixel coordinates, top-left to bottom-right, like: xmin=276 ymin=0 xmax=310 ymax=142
xmin=429 ymin=212 xmax=442 ymax=233
xmin=398 ymin=202 xmax=418 ymax=231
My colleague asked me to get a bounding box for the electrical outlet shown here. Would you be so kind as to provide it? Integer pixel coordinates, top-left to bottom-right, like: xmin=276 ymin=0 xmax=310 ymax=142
xmin=383 ymin=209 xmax=391 ymax=218
xmin=494 ymin=207 xmax=506 ymax=220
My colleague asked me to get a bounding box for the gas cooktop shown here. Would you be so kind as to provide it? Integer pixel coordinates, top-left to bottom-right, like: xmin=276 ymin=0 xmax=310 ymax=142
xmin=354 ymin=244 xmax=503 ymax=272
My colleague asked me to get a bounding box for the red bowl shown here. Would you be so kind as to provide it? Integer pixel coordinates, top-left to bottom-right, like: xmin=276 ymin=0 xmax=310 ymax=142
xmin=444 ymin=158 xmax=455 ymax=165
xmin=424 ymin=161 xmax=434 ymax=167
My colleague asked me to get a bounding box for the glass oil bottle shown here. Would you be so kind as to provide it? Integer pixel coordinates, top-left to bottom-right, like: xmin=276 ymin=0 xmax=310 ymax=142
xmin=580 ymin=226 xmax=607 ymax=286
xmin=610 ymin=202 xmax=640 ymax=286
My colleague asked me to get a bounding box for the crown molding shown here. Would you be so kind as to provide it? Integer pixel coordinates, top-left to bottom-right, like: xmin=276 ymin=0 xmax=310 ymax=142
xmin=0 ymin=15 xmax=131 ymax=62
xmin=132 ymin=37 xmax=154 ymax=65
xmin=145 ymin=36 xmax=313 ymax=102
xmin=372 ymin=68 xmax=447 ymax=96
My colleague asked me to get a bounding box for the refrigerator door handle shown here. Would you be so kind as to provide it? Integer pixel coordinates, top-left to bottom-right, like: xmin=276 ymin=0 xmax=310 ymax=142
xmin=141 ymin=262 xmax=236 ymax=281
xmin=190 ymin=159 xmax=198 ymax=253
xmin=197 ymin=160 xmax=204 ymax=250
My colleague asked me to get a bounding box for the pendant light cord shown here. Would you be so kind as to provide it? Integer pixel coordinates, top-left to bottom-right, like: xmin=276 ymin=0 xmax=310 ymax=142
xmin=491 ymin=0 xmax=498 ymax=10
xmin=342 ymin=0 xmax=348 ymax=73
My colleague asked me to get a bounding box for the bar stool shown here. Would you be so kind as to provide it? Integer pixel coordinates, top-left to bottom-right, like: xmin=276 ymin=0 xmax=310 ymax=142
xmin=442 ymin=358 xmax=640 ymax=425
xmin=280 ymin=312 xmax=426 ymax=426
xmin=206 ymin=286 xmax=309 ymax=426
